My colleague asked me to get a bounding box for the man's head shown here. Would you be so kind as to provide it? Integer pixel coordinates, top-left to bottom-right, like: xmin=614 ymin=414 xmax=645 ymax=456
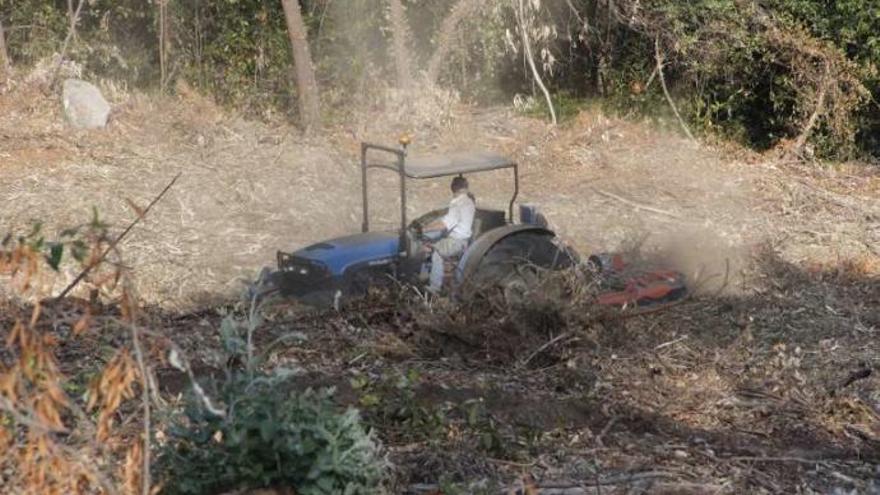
xmin=451 ymin=176 xmax=468 ymax=194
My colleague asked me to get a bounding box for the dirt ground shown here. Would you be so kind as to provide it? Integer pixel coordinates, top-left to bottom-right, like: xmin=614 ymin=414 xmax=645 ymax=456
xmin=2 ymin=76 xmax=878 ymax=305
xmin=3 ymin=74 xmax=880 ymax=493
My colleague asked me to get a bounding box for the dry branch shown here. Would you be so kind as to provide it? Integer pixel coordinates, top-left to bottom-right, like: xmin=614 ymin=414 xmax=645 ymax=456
xmin=0 ymin=395 xmax=120 ymax=495
xmin=138 ymin=326 xmax=227 ymax=418
xmin=0 ymin=396 xmax=69 ymax=434
xmin=516 ymin=0 xmax=557 ymax=126
xmin=791 ymin=62 xmax=831 ymax=156
xmin=426 ymin=0 xmax=481 ymax=84
xmin=518 ymin=331 xmax=573 ymax=369
xmin=55 ymin=172 xmax=182 ymax=301
xmin=66 ymin=0 xmax=78 ymax=41
xmin=0 ymin=18 xmax=10 ymax=78
xmin=50 ymin=0 xmax=85 ymax=87
xmin=388 ymin=0 xmax=413 ymax=89
xmin=592 ymin=187 xmax=683 ymax=219
xmin=158 ymin=0 xmax=168 ymax=92
xmin=128 ymin=316 xmax=152 ymax=495
xmin=654 ymin=38 xmax=695 ymax=142
xmin=728 ymin=455 xmax=829 ymax=465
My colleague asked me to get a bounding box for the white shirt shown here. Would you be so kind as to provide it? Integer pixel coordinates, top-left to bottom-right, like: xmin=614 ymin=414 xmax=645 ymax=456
xmin=441 ymin=193 xmax=476 ymax=240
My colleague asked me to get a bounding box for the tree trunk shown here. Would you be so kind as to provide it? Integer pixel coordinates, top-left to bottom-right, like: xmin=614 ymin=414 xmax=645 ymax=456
xmin=516 ymin=0 xmax=556 ymax=125
xmin=67 ymin=0 xmax=78 ymax=41
xmin=0 ymin=18 xmax=10 ymax=78
xmin=792 ymin=62 xmax=831 ymax=157
xmin=158 ymin=0 xmax=167 ymax=92
xmin=426 ymin=0 xmax=480 ymax=84
xmin=388 ymin=0 xmax=413 ymax=89
xmin=280 ymin=0 xmax=321 ymax=130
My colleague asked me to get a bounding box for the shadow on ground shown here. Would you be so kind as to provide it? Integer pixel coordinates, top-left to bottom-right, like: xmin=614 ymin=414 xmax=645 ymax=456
xmin=4 ymin=249 xmax=877 ymax=493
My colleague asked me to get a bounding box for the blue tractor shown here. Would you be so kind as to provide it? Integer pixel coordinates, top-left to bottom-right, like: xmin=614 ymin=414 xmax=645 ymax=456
xmin=254 ymin=139 xmax=688 ymax=309
xmin=253 ymin=139 xmax=578 ymax=307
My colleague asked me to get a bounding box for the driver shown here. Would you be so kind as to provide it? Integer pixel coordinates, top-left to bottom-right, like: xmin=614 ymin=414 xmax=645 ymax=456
xmin=423 ymin=176 xmax=476 ymax=294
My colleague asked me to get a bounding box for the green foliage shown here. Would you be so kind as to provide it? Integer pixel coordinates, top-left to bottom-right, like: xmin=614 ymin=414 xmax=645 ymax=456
xmin=767 ymin=0 xmax=880 ymax=155
xmin=0 ymin=0 xmax=160 ymax=84
xmin=172 ymin=0 xmax=294 ymax=113
xmin=517 ymin=91 xmax=594 ymax=123
xmin=159 ymin=382 xmax=384 ymax=495
xmin=2 ymin=0 xmax=879 ymax=157
xmin=351 ymin=369 xmax=515 ymax=459
xmin=0 ymin=0 xmax=67 ymax=64
xmin=351 ymin=368 xmax=448 ymax=442
xmin=577 ymin=0 xmax=873 ymax=158
xmin=157 ymin=312 xmax=386 ymax=495
xmin=2 ymin=215 xmax=110 ymax=273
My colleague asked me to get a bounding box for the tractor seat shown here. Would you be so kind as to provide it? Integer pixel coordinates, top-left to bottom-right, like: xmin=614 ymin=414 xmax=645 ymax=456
xmin=436 ymin=209 xmax=505 ymax=288
xmin=472 ymin=209 xmax=506 ymax=239
xmin=440 ymin=210 xmax=504 ymax=288
xmin=468 ymin=217 xmax=483 ymax=246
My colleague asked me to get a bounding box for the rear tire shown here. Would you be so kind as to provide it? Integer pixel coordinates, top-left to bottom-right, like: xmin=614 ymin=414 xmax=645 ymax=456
xmin=463 ymin=232 xmax=573 ymax=306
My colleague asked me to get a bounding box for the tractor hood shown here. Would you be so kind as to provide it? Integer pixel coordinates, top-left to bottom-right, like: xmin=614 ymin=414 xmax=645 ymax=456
xmin=291 ymin=231 xmax=400 ymax=276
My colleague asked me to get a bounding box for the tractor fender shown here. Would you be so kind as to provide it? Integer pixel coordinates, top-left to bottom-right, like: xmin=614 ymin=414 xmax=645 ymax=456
xmin=455 ymin=224 xmax=561 ymax=286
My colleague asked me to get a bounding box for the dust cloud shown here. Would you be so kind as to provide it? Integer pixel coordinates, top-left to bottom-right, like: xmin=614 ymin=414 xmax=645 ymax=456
xmin=635 ymin=226 xmax=749 ymax=296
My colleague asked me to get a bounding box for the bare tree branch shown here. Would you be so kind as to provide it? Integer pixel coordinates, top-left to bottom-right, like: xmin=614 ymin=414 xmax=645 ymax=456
xmin=388 ymin=0 xmax=413 ymax=89
xmin=50 ymin=0 xmax=85 ymax=87
xmin=55 ymin=172 xmax=182 ymax=302
xmin=655 ymin=37 xmax=696 ymax=142
xmin=792 ymin=61 xmax=831 ymax=157
xmin=426 ymin=0 xmax=480 ymax=84
xmin=516 ymin=0 xmax=557 ymax=126
xmin=0 ymin=18 xmax=10 ymax=78
xmin=158 ymin=0 xmax=168 ymax=93
xmin=129 ymin=317 xmax=152 ymax=495
xmin=67 ymin=0 xmax=78 ymax=42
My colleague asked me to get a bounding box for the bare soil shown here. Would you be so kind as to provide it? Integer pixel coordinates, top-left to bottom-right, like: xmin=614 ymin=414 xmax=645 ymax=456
xmin=2 ymin=76 xmax=880 ymax=493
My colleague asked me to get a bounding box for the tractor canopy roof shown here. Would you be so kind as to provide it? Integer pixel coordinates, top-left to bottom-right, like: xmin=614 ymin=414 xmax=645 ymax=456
xmin=403 ymin=151 xmax=516 ymax=179
xmin=360 ymin=142 xmax=520 ymax=235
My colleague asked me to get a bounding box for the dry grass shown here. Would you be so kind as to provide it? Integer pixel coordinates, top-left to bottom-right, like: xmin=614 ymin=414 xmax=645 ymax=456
xmin=3 ymin=64 xmax=877 ymax=309
xmin=3 ymin=66 xmax=880 ymax=492
xmin=1 ymin=76 xmax=365 ymax=308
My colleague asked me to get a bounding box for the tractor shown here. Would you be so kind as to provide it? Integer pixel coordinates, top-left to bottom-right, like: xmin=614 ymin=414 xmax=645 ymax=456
xmin=252 ymin=139 xmax=688 ymax=310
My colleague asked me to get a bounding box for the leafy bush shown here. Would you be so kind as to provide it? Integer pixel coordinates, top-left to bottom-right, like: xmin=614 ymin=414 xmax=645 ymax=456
xmin=158 ymin=375 xmax=385 ymax=495
xmin=157 ymin=312 xmax=386 ymax=495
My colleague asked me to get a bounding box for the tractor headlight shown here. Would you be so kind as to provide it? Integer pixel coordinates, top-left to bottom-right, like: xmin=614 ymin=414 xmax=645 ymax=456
xmin=298 ymin=267 xmax=309 ymax=275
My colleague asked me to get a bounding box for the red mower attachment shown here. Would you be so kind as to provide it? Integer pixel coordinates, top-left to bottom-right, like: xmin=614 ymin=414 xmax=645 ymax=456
xmin=588 ymin=254 xmax=689 ymax=309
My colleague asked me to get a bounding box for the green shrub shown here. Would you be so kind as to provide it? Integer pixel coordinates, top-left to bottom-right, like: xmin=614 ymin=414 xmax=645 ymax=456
xmin=158 ymin=374 xmax=385 ymax=495
xmin=157 ymin=311 xmax=386 ymax=495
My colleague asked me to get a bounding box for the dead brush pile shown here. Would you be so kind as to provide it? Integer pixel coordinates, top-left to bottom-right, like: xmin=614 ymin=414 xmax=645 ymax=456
xmin=0 ymin=215 xmax=387 ymax=494
xmin=0 ymin=220 xmax=154 ymax=494
xmin=273 ymin=246 xmax=880 ymax=492
xmin=399 ymin=269 xmax=612 ymax=369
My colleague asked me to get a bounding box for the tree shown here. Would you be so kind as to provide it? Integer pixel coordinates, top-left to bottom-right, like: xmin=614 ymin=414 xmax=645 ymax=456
xmin=280 ymin=0 xmax=321 ymax=129
xmin=388 ymin=0 xmax=413 ymax=89
xmin=158 ymin=0 xmax=170 ymax=92
xmin=515 ymin=0 xmax=556 ymax=125
xmin=426 ymin=0 xmax=480 ymax=85
xmin=0 ymin=17 xmax=9 ymax=79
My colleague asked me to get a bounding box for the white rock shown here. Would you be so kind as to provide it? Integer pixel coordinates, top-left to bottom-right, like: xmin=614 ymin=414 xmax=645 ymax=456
xmin=62 ymin=79 xmax=110 ymax=129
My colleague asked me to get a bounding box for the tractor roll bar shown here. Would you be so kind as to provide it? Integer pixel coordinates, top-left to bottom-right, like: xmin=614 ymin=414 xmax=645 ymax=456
xmin=360 ymin=141 xmax=520 ymax=248
xmin=361 ymin=142 xmax=408 ymax=253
